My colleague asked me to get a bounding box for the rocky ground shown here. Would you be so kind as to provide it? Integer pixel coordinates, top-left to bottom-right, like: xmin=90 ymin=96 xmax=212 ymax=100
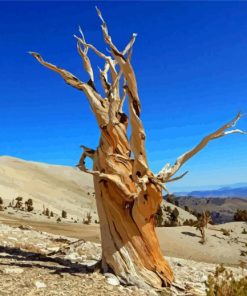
xmin=0 ymin=223 xmax=245 ymax=296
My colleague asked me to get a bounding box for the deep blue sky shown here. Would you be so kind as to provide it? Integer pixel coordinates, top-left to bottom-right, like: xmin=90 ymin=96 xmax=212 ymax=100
xmin=0 ymin=1 xmax=246 ymax=190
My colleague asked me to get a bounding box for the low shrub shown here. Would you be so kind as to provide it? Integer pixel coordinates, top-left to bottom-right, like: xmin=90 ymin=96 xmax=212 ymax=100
xmin=221 ymin=228 xmax=230 ymax=236
xmin=205 ymin=264 xmax=247 ymax=296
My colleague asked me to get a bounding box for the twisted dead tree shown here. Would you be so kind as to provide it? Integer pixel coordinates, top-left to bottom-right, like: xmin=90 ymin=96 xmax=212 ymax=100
xmin=30 ymin=8 xmax=246 ymax=289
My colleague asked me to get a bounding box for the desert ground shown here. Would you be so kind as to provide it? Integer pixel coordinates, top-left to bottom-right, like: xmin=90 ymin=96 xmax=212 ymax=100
xmin=1 ymin=211 xmax=247 ymax=267
xmin=0 ymin=156 xmax=247 ymax=295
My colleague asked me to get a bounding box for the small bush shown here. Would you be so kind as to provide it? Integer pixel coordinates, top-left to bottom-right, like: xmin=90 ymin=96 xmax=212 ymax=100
xmin=166 ymin=194 xmax=175 ymax=204
xmin=62 ymin=210 xmax=67 ymax=219
xmin=234 ymin=209 xmax=247 ymax=222
xmin=15 ymin=197 xmax=23 ymax=209
xmin=242 ymin=228 xmax=247 ymax=234
xmin=27 ymin=205 xmax=34 ymax=212
xmin=45 ymin=208 xmax=50 ymax=217
xmin=206 ymin=264 xmax=247 ymax=296
xmin=16 ymin=196 xmax=23 ymax=202
xmin=241 ymin=250 xmax=247 ymax=257
xmin=0 ymin=197 xmax=3 ymax=211
xmin=25 ymin=198 xmax=34 ymax=212
xmin=165 ymin=206 xmax=172 ymax=213
xmin=170 ymin=208 xmax=179 ymax=222
xmin=155 ymin=206 xmax=164 ymax=227
xmin=184 ymin=205 xmax=190 ymax=212
xmin=57 ymin=217 xmax=61 ymax=223
xmin=83 ymin=212 xmax=92 ymax=225
xmin=221 ymin=228 xmax=230 ymax=236
xmin=183 ymin=219 xmax=196 ymax=226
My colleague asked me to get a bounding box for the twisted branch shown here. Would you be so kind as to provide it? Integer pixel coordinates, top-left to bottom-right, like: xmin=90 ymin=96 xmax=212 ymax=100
xmin=157 ymin=113 xmax=246 ymax=182
xmin=77 ymin=146 xmax=136 ymax=202
xmin=29 ymin=52 xmax=109 ymax=126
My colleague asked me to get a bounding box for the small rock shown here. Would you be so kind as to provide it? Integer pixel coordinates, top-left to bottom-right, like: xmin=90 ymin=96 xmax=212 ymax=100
xmin=104 ymin=273 xmax=120 ymax=286
xmin=201 ymin=275 xmax=208 ymax=282
xmin=4 ymin=267 xmax=24 ymax=274
xmin=83 ymin=259 xmax=98 ymax=269
xmin=105 ymin=285 xmax=114 ymax=291
xmin=8 ymin=236 xmax=18 ymax=241
xmin=47 ymin=247 xmax=60 ymax=252
xmin=35 ymin=281 xmax=46 ymax=289
xmin=64 ymin=253 xmax=78 ymax=261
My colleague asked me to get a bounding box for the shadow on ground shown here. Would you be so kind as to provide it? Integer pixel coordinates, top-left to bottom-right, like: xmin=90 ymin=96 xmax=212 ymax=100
xmin=0 ymin=245 xmax=100 ymax=275
xmin=181 ymin=231 xmax=201 ymax=238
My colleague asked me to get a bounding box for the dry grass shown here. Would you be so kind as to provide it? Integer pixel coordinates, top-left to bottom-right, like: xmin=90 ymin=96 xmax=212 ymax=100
xmin=205 ymin=264 xmax=247 ymax=296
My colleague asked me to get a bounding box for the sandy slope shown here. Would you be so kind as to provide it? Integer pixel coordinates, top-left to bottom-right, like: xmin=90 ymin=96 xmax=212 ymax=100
xmin=0 ymin=156 xmax=95 ymax=220
xmin=157 ymin=222 xmax=247 ymax=266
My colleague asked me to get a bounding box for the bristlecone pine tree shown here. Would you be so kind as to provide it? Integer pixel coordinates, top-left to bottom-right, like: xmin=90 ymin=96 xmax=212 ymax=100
xmin=30 ymin=8 xmax=246 ymax=289
xmin=196 ymin=211 xmax=212 ymax=244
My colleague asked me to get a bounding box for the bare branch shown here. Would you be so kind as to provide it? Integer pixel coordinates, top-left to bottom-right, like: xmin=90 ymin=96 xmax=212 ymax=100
xmin=74 ymin=27 xmax=94 ymax=83
xmin=29 ymin=52 xmax=109 ymax=125
xmin=74 ymin=35 xmax=109 ymax=60
xmin=98 ymin=64 xmax=111 ymax=96
xmin=78 ymin=26 xmax=88 ymax=54
xmin=77 ymin=147 xmax=136 ymax=202
xmin=123 ymin=33 xmax=137 ymax=56
xmin=96 ymin=8 xmax=140 ymax=109
xmin=157 ymin=113 xmax=246 ymax=182
xmin=119 ymin=84 xmax=126 ymax=113
xmin=80 ymin=145 xmax=95 ymax=160
xmin=165 ymin=171 xmax=189 ymax=183
xmin=76 ymin=41 xmax=94 ymax=83
xmin=29 ymin=51 xmax=85 ymax=90
xmin=74 ymin=35 xmax=120 ymax=99
xmin=74 ymin=33 xmax=119 ymax=84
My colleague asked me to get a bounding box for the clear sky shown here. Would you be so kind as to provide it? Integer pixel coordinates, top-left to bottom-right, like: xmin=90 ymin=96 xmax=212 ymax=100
xmin=0 ymin=1 xmax=246 ymax=191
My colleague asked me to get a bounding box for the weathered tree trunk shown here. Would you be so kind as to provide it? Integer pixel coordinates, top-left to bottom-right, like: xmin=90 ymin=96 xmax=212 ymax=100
xmin=93 ymin=127 xmax=173 ymax=288
xmin=30 ymin=7 xmax=245 ymax=289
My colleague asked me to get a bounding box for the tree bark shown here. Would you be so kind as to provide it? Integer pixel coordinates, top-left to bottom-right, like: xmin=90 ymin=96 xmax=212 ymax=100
xmin=93 ymin=124 xmax=174 ymax=288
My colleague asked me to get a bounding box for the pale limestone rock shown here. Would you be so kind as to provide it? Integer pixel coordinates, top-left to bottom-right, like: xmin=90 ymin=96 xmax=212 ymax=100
xmin=105 ymin=273 xmax=120 ymax=286
xmin=4 ymin=267 xmax=24 ymax=274
xmin=35 ymin=281 xmax=47 ymax=288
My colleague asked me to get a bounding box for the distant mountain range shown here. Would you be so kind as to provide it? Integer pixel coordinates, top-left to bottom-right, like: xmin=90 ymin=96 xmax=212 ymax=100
xmin=175 ymin=185 xmax=247 ymax=198
xmin=176 ymin=196 xmax=247 ymax=223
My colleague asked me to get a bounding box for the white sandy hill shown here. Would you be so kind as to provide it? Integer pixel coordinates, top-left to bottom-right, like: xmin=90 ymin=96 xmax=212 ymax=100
xmin=0 ymin=156 xmax=95 ymax=220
